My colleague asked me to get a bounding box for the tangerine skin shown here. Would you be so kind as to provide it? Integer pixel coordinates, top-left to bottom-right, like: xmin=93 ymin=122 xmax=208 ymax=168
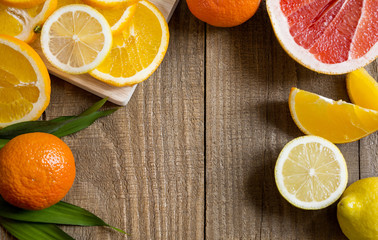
xmin=0 ymin=132 xmax=76 ymax=210
xmin=186 ymin=0 xmax=261 ymax=27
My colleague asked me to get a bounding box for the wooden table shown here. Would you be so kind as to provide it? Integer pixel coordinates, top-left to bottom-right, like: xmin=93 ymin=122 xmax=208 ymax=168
xmin=2 ymin=1 xmax=377 ymax=239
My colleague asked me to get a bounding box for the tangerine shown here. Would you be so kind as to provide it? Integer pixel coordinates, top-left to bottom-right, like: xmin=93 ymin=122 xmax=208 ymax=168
xmin=186 ymin=0 xmax=261 ymax=27
xmin=0 ymin=132 xmax=76 ymax=210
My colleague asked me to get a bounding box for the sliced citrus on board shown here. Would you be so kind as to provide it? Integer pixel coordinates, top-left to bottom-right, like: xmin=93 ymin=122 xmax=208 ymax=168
xmin=89 ymin=0 xmax=169 ymax=86
xmin=83 ymin=0 xmax=137 ymax=9
xmin=266 ymin=0 xmax=378 ymax=74
xmin=57 ymin=0 xmax=137 ymax=35
xmin=0 ymin=0 xmax=45 ymax=8
xmin=275 ymin=135 xmax=348 ymax=210
xmin=289 ymin=87 xmax=378 ymax=143
xmin=347 ymin=68 xmax=378 ymax=111
xmin=40 ymin=4 xmax=113 ymax=74
xmin=0 ymin=0 xmax=57 ymax=43
xmin=0 ymin=35 xmax=50 ymax=128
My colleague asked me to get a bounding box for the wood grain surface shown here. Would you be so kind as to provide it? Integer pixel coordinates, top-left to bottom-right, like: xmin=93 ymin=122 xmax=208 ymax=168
xmin=1 ymin=0 xmax=378 ymax=239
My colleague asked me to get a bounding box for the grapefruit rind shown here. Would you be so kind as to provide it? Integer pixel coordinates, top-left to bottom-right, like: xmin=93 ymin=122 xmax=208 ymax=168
xmin=266 ymin=0 xmax=378 ymax=75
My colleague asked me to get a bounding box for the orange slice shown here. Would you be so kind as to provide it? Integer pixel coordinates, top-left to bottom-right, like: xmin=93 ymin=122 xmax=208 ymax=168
xmin=289 ymin=87 xmax=378 ymax=143
xmin=0 ymin=35 xmax=50 ymax=128
xmin=0 ymin=0 xmax=57 ymax=43
xmin=82 ymin=0 xmax=137 ymax=9
xmin=89 ymin=0 xmax=169 ymax=86
xmin=0 ymin=0 xmax=45 ymax=8
xmin=57 ymin=0 xmax=137 ymax=35
xmin=347 ymin=68 xmax=378 ymax=111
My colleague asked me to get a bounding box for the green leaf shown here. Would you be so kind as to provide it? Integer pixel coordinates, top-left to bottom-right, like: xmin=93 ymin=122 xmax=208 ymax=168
xmin=0 ymin=99 xmax=117 ymax=139
xmin=79 ymin=98 xmax=108 ymax=117
xmin=0 ymin=198 xmax=126 ymax=234
xmin=0 ymin=139 xmax=9 ymax=149
xmin=0 ymin=218 xmax=74 ymax=240
xmin=52 ymin=109 xmax=117 ymax=138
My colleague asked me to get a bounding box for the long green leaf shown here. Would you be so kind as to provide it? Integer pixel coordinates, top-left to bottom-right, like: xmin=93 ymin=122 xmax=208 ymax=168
xmin=0 ymin=198 xmax=126 ymax=234
xmin=0 ymin=218 xmax=74 ymax=240
xmin=79 ymin=98 xmax=108 ymax=117
xmin=0 ymin=99 xmax=117 ymax=139
xmin=52 ymin=109 xmax=117 ymax=138
xmin=0 ymin=139 xmax=9 ymax=149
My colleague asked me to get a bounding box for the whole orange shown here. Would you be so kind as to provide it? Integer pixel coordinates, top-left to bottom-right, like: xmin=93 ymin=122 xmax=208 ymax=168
xmin=0 ymin=132 xmax=76 ymax=210
xmin=186 ymin=0 xmax=261 ymax=27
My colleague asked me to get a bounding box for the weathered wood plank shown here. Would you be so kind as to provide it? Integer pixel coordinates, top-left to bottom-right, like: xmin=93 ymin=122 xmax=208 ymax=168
xmin=205 ymin=1 xmax=361 ymax=239
xmin=57 ymin=2 xmax=205 ymax=239
xmin=359 ymin=62 xmax=378 ymax=179
xmin=0 ymin=2 xmax=204 ymax=240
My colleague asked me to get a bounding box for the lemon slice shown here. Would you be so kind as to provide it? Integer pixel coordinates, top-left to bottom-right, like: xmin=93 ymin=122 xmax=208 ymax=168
xmin=275 ymin=136 xmax=348 ymax=210
xmin=83 ymin=0 xmax=136 ymax=9
xmin=0 ymin=34 xmax=50 ymax=128
xmin=89 ymin=0 xmax=169 ymax=86
xmin=57 ymin=0 xmax=137 ymax=35
xmin=347 ymin=68 xmax=378 ymax=111
xmin=289 ymin=87 xmax=378 ymax=143
xmin=40 ymin=4 xmax=112 ymax=74
xmin=0 ymin=0 xmax=45 ymax=8
xmin=0 ymin=0 xmax=57 ymax=43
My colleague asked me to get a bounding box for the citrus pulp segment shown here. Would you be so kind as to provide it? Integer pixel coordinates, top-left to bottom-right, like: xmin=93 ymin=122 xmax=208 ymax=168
xmin=56 ymin=0 xmax=137 ymax=35
xmin=0 ymin=0 xmax=45 ymax=8
xmin=0 ymin=0 xmax=57 ymax=43
xmin=267 ymin=0 xmax=378 ymax=74
xmin=82 ymin=0 xmax=137 ymax=9
xmin=89 ymin=0 xmax=169 ymax=86
xmin=347 ymin=68 xmax=378 ymax=111
xmin=289 ymin=87 xmax=378 ymax=143
xmin=40 ymin=4 xmax=113 ymax=74
xmin=275 ymin=136 xmax=348 ymax=210
xmin=0 ymin=35 xmax=50 ymax=128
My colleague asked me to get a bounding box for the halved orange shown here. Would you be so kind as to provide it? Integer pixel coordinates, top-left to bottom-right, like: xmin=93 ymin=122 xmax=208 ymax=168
xmin=0 ymin=35 xmax=50 ymax=128
xmin=0 ymin=0 xmax=57 ymax=43
xmin=289 ymin=87 xmax=378 ymax=143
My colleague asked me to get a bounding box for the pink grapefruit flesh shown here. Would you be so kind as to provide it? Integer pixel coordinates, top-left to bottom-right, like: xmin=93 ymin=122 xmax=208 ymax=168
xmin=267 ymin=0 xmax=378 ymax=74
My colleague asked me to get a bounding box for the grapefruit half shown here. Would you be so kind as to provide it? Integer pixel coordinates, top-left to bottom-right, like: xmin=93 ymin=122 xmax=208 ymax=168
xmin=267 ymin=0 xmax=377 ymax=74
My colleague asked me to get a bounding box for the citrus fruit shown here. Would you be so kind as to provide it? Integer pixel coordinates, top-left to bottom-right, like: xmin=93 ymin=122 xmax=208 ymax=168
xmin=0 ymin=34 xmax=50 ymax=128
xmin=347 ymin=68 xmax=378 ymax=111
xmin=337 ymin=177 xmax=378 ymax=240
xmin=82 ymin=0 xmax=136 ymax=9
xmin=40 ymin=4 xmax=113 ymax=74
xmin=289 ymin=87 xmax=378 ymax=143
xmin=266 ymin=0 xmax=378 ymax=74
xmin=57 ymin=0 xmax=137 ymax=35
xmin=0 ymin=132 xmax=76 ymax=210
xmin=186 ymin=0 xmax=261 ymax=27
xmin=0 ymin=0 xmax=45 ymax=8
xmin=0 ymin=0 xmax=57 ymax=43
xmin=89 ymin=0 xmax=169 ymax=86
xmin=275 ymin=135 xmax=348 ymax=210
